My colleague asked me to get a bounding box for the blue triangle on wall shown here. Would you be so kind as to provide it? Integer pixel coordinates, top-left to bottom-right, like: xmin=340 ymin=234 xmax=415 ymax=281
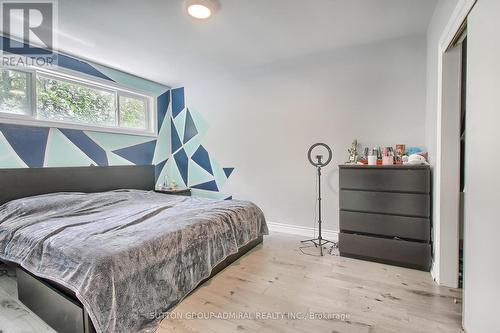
xmin=225 ymin=196 xmax=233 ymax=200
xmin=192 ymin=180 xmax=219 ymax=192
xmin=155 ymin=158 xmax=168 ymax=181
xmin=157 ymin=90 xmax=170 ymax=133
xmin=60 ymin=128 xmax=109 ymax=166
xmin=113 ymin=140 xmax=157 ymax=165
xmin=183 ymin=109 xmax=198 ymax=144
xmin=171 ymin=87 xmax=185 ymax=118
xmin=1 ymin=36 xmax=113 ymax=82
xmin=191 ymin=145 xmax=213 ymax=175
xmin=174 ymin=148 xmax=189 ymax=186
xmin=171 ymin=119 xmax=182 ymax=153
xmin=223 ymin=168 xmax=234 ymax=178
xmin=58 ymin=54 xmax=114 ymax=82
xmin=0 ymin=124 xmax=49 ymax=167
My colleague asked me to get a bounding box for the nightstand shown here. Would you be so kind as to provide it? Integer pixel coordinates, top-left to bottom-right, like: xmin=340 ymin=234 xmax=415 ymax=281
xmin=154 ymin=188 xmax=192 ymax=196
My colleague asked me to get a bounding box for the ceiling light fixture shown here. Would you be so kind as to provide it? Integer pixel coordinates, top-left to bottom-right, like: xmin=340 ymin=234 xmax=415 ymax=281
xmin=185 ymin=0 xmax=218 ymax=20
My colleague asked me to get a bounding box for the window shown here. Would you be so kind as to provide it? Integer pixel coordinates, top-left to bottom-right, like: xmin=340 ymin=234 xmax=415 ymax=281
xmin=0 ymin=69 xmax=31 ymax=115
xmin=0 ymin=67 xmax=155 ymax=136
xmin=37 ymin=74 xmax=116 ymax=126
xmin=118 ymin=95 xmax=147 ymax=129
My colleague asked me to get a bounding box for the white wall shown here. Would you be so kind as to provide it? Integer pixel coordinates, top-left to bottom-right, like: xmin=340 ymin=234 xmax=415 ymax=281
xmin=181 ymin=36 xmax=427 ymax=232
xmin=463 ymin=0 xmax=500 ymax=331
xmin=426 ymin=0 xmax=460 ymax=166
xmin=425 ymin=0 xmax=460 ymax=284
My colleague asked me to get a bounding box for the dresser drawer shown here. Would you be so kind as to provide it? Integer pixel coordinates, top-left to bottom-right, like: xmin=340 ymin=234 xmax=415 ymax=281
xmin=339 ymin=190 xmax=430 ymax=218
xmin=339 ymin=167 xmax=430 ymax=193
xmin=340 ymin=211 xmax=430 ymax=241
xmin=339 ymin=232 xmax=431 ymax=270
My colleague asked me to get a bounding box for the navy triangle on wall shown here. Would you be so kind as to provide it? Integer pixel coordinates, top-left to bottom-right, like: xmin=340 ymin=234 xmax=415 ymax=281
xmin=60 ymin=128 xmax=109 ymax=166
xmin=113 ymin=140 xmax=157 ymax=165
xmin=174 ymin=148 xmax=189 ymax=186
xmin=223 ymin=168 xmax=234 ymax=178
xmin=191 ymin=145 xmax=213 ymax=175
xmin=183 ymin=109 xmax=198 ymax=144
xmin=171 ymin=119 xmax=182 ymax=153
xmin=192 ymin=180 xmax=219 ymax=192
xmin=155 ymin=158 xmax=168 ymax=181
xmin=1 ymin=36 xmax=113 ymax=82
xmin=58 ymin=54 xmax=114 ymax=82
xmin=157 ymin=90 xmax=170 ymax=133
xmin=0 ymin=124 xmax=49 ymax=167
xmin=171 ymin=87 xmax=185 ymax=118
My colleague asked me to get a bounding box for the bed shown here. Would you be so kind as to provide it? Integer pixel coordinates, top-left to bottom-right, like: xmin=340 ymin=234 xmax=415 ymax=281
xmin=0 ymin=166 xmax=268 ymax=333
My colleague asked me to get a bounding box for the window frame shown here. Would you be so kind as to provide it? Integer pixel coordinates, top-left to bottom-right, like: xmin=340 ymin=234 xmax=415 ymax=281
xmin=0 ymin=65 xmax=157 ymax=137
xmin=116 ymin=91 xmax=151 ymax=130
xmin=0 ymin=66 xmax=34 ymax=118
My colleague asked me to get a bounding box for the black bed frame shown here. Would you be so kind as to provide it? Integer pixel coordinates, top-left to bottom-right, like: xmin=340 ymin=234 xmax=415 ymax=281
xmin=0 ymin=166 xmax=263 ymax=333
xmin=0 ymin=165 xmax=155 ymax=205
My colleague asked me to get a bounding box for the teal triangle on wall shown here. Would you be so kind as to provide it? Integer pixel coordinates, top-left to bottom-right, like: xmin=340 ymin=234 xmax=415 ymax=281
xmin=85 ymin=131 xmax=153 ymax=151
xmin=0 ymin=132 xmax=27 ymax=168
xmin=184 ymin=136 xmax=201 ymax=157
xmin=187 ymin=107 xmax=209 ymax=138
xmin=153 ymin=114 xmax=172 ymax=164
xmin=188 ymin=160 xmax=214 ymax=187
xmin=173 ymin=109 xmax=187 ymax=143
xmin=212 ymin=160 xmax=228 ymax=189
xmin=45 ymin=129 xmax=97 ymax=167
xmin=191 ymin=189 xmax=227 ymax=199
xmin=107 ymin=151 xmax=134 ymax=166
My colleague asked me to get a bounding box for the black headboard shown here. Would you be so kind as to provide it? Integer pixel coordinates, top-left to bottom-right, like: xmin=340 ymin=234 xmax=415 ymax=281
xmin=0 ymin=165 xmax=155 ymax=205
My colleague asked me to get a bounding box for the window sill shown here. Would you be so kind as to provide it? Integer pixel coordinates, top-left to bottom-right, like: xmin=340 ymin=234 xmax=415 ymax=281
xmin=0 ymin=113 xmax=158 ymax=138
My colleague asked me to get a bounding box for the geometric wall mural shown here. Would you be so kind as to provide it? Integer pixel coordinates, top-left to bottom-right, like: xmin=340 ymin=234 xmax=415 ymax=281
xmin=0 ymin=36 xmax=168 ymax=172
xmin=155 ymin=87 xmax=234 ymax=200
xmin=0 ymin=37 xmax=234 ymax=199
xmin=0 ymin=122 xmax=161 ymax=168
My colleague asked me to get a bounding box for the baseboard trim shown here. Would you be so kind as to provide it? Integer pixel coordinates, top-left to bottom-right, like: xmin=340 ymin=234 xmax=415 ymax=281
xmin=267 ymin=221 xmax=338 ymax=240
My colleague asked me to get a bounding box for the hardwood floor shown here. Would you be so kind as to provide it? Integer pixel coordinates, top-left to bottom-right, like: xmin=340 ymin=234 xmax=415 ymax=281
xmin=158 ymin=233 xmax=463 ymax=333
xmin=0 ymin=232 xmax=462 ymax=333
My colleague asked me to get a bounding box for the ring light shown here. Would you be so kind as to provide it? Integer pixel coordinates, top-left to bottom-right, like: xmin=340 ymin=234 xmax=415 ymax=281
xmin=307 ymin=143 xmax=332 ymax=167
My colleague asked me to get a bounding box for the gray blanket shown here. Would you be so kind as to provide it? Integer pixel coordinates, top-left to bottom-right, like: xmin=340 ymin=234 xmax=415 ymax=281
xmin=0 ymin=190 xmax=268 ymax=333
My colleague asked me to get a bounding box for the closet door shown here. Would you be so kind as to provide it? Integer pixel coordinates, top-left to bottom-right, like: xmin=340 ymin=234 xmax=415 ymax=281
xmin=463 ymin=1 xmax=500 ymax=332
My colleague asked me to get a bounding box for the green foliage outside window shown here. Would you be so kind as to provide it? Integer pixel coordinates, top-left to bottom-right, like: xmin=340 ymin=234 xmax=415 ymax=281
xmin=37 ymin=76 xmax=115 ymax=126
xmin=0 ymin=69 xmax=30 ymax=115
xmin=119 ymin=95 xmax=146 ymax=129
xmin=1 ymin=69 xmax=149 ymax=131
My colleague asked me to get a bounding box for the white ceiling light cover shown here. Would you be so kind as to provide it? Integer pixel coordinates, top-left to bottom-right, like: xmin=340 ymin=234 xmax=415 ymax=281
xmin=185 ymin=0 xmax=219 ymax=19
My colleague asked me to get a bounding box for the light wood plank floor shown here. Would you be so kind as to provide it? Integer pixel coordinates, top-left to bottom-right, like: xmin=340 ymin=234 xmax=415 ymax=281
xmin=0 ymin=232 xmax=462 ymax=333
xmin=158 ymin=233 xmax=463 ymax=333
xmin=0 ymin=266 xmax=56 ymax=333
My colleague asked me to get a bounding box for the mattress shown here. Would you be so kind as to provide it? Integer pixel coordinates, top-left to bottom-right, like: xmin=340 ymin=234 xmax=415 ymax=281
xmin=0 ymin=190 xmax=268 ymax=333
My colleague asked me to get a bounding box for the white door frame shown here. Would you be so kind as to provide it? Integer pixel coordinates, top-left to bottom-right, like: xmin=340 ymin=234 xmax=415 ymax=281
xmin=433 ymin=0 xmax=476 ymax=287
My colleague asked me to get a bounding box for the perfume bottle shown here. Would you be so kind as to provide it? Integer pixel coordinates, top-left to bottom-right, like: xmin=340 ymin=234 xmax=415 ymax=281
xmin=368 ymin=148 xmax=377 ymax=166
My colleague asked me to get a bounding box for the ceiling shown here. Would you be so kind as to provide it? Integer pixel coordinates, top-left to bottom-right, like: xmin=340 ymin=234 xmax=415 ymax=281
xmin=54 ymin=0 xmax=437 ymax=87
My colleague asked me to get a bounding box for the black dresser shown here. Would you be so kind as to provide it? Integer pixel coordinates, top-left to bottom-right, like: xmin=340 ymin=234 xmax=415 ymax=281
xmin=338 ymin=165 xmax=432 ymax=271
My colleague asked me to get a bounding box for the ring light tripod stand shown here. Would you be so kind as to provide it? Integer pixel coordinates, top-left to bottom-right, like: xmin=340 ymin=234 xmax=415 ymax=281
xmin=301 ymin=143 xmax=337 ymax=256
